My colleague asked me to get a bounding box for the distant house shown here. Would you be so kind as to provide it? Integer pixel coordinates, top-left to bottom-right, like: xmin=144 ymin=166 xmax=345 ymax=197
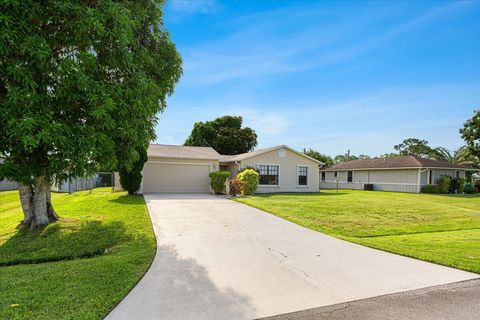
xmin=320 ymin=156 xmax=475 ymax=193
xmin=139 ymin=144 xmax=322 ymax=193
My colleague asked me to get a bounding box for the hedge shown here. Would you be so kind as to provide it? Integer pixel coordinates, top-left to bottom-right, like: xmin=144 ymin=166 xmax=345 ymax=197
xmin=209 ymin=171 xmax=230 ymax=194
xmin=237 ymin=169 xmax=259 ymax=195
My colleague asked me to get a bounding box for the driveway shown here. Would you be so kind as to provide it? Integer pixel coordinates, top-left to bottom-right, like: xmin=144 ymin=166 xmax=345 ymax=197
xmin=105 ymin=194 xmax=478 ymax=320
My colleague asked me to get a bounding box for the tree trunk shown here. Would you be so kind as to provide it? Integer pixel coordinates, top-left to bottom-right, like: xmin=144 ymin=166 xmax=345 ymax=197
xmin=46 ymin=185 xmax=59 ymax=221
xmin=17 ymin=176 xmax=60 ymax=230
xmin=18 ymin=183 xmax=34 ymax=228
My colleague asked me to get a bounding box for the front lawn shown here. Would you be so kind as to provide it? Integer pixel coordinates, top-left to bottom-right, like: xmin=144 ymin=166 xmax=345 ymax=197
xmin=235 ymin=190 xmax=480 ymax=273
xmin=0 ymin=188 xmax=156 ymax=320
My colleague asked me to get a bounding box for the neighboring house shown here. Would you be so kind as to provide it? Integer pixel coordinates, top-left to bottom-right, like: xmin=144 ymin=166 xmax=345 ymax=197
xmin=320 ymin=156 xmax=475 ymax=193
xmin=139 ymin=144 xmax=322 ymax=194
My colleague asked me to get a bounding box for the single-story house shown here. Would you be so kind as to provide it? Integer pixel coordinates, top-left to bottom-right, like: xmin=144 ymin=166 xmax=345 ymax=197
xmin=320 ymin=156 xmax=475 ymax=193
xmin=139 ymin=144 xmax=321 ymax=194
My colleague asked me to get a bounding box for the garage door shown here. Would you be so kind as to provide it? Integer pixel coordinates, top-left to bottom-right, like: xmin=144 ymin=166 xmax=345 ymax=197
xmin=142 ymin=162 xmax=211 ymax=193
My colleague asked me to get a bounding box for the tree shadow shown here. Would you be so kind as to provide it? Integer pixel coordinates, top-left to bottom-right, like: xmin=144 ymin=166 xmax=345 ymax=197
xmin=105 ymin=244 xmax=255 ymax=320
xmin=0 ymin=220 xmax=128 ymax=266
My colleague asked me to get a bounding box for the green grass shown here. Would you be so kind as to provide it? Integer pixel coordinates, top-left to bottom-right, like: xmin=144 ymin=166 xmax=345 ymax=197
xmin=235 ymin=190 xmax=480 ymax=274
xmin=0 ymin=188 xmax=156 ymax=320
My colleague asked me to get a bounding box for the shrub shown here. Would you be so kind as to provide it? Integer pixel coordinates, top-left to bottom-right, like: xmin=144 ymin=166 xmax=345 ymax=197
xmin=209 ymin=171 xmax=230 ymax=194
xmin=237 ymin=169 xmax=259 ymax=195
xmin=437 ymin=176 xmax=451 ymax=194
xmin=228 ymin=178 xmax=244 ymax=196
xmin=119 ymin=148 xmax=148 ymax=195
xmin=475 ymin=180 xmax=480 ymax=193
xmin=464 ymin=183 xmax=476 ymax=194
xmin=421 ymin=184 xmax=439 ymax=194
xmin=238 ymin=166 xmax=259 ymax=174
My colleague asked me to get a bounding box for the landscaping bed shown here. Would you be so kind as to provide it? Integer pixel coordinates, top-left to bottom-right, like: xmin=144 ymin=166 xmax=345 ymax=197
xmin=0 ymin=188 xmax=156 ymax=320
xmin=236 ymin=190 xmax=480 ymax=273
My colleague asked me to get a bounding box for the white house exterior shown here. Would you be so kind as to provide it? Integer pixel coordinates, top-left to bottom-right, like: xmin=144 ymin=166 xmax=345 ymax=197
xmin=320 ymin=156 xmax=475 ymax=193
xmin=139 ymin=144 xmax=322 ymax=194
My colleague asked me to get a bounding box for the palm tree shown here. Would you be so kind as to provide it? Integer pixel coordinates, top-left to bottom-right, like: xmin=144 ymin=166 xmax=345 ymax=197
xmin=433 ymin=146 xmax=472 ymax=164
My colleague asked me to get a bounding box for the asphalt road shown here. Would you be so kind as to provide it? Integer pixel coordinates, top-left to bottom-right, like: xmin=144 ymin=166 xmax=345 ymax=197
xmin=259 ymin=279 xmax=480 ymax=320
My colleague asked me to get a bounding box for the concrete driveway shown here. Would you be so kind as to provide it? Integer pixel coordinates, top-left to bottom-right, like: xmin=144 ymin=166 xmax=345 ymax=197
xmin=105 ymin=194 xmax=478 ymax=320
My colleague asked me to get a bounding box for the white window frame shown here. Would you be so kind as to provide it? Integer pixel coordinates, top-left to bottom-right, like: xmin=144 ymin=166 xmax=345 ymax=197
xmin=297 ymin=165 xmax=309 ymax=187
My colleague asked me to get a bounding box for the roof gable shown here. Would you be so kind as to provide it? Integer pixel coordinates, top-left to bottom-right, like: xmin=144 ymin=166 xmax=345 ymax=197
xmin=220 ymin=145 xmax=323 ymax=164
xmin=148 ymin=144 xmax=220 ymax=160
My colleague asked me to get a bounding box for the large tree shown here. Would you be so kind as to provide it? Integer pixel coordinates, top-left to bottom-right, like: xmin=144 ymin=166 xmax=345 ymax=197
xmin=0 ymin=0 xmax=182 ymax=229
xmin=394 ymin=138 xmax=437 ymax=158
xmin=460 ymin=110 xmax=480 ymax=167
xmin=184 ymin=115 xmax=257 ymax=155
xmin=302 ymin=148 xmax=334 ymax=166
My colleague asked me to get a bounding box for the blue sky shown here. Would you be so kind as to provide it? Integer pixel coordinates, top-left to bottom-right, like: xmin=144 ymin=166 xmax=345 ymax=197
xmin=157 ymin=0 xmax=480 ymax=156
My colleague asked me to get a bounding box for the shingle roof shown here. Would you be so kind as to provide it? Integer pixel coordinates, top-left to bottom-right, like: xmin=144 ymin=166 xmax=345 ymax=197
xmin=219 ymin=145 xmax=323 ymax=164
xmin=323 ymin=156 xmax=473 ymax=170
xmin=148 ymin=144 xmax=220 ymax=160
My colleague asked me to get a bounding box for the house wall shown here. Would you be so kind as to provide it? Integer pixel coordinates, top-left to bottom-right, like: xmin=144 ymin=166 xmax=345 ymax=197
xmin=321 ymin=169 xmax=420 ymax=193
xmin=320 ymin=168 xmax=469 ymax=193
xmin=239 ymin=147 xmax=320 ymax=193
xmin=0 ymin=179 xmax=17 ymax=191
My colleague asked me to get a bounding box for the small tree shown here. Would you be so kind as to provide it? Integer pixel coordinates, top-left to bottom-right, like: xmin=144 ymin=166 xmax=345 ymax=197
xmin=437 ymin=176 xmax=451 ymax=194
xmin=237 ymin=169 xmax=259 ymax=195
xmin=119 ymin=148 xmax=148 ymax=195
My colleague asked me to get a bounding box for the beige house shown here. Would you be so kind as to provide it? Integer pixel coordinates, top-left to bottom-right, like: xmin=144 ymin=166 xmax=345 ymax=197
xmin=140 ymin=144 xmax=321 ymax=194
xmin=320 ymin=156 xmax=474 ymax=193
xmin=220 ymin=145 xmax=321 ymax=193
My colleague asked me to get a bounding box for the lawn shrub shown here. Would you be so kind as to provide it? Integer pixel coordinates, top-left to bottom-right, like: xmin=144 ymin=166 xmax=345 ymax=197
xmin=464 ymin=183 xmax=476 ymax=194
xmin=209 ymin=171 xmax=230 ymax=194
xmin=237 ymin=169 xmax=259 ymax=195
xmin=228 ymin=178 xmax=244 ymax=196
xmin=437 ymin=176 xmax=451 ymax=194
xmin=421 ymin=184 xmax=439 ymax=194
xmin=449 ymin=177 xmax=465 ymax=194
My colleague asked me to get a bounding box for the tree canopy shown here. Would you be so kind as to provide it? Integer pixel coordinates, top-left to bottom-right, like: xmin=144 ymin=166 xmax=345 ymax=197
xmin=393 ymin=138 xmax=438 ymax=158
xmin=0 ymin=0 xmax=182 ymax=228
xmin=460 ymin=110 xmax=480 ymax=166
xmin=184 ymin=116 xmax=257 ymax=155
xmin=302 ymin=148 xmax=334 ymax=166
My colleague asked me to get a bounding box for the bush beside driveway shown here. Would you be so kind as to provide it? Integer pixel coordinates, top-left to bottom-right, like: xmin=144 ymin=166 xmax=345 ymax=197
xmin=236 ymin=190 xmax=480 ymax=273
xmin=0 ymin=188 xmax=156 ymax=320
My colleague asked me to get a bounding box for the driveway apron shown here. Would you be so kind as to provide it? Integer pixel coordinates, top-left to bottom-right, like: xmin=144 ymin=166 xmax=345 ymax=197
xmin=105 ymin=193 xmax=478 ymax=320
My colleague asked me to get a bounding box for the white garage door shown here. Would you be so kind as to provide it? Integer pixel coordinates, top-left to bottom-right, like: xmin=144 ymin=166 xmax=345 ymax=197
xmin=142 ymin=162 xmax=211 ymax=193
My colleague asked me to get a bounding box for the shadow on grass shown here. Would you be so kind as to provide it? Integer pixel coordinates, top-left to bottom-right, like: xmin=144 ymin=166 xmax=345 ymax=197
xmin=108 ymin=194 xmax=145 ymax=205
xmin=0 ymin=220 xmax=128 ymax=266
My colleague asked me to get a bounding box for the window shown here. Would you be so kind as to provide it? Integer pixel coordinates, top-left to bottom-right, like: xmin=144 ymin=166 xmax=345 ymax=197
xmin=347 ymin=171 xmax=353 ymax=182
xmin=298 ymin=166 xmax=308 ymax=186
xmin=334 ymin=171 xmax=338 ymax=178
xmin=321 ymin=172 xmax=326 ymax=181
xmin=429 ymin=170 xmax=433 ymax=184
xmin=456 ymin=171 xmax=460 ymax=178
xmin=258 ymin=165 xmax=279 ymax=185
